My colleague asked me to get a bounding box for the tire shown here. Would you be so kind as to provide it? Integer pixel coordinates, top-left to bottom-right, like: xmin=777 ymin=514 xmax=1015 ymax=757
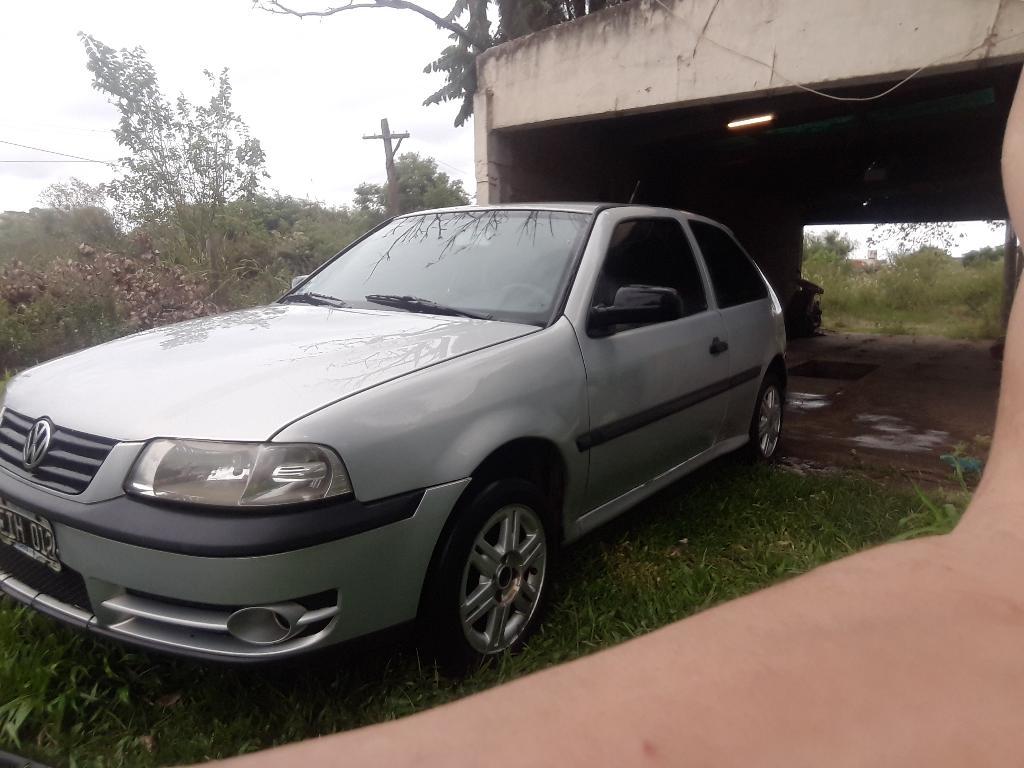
xmin=745 ymin=372 xmax=784 ymax=463
xmin=420 ymin=479 xmax=554 ymax=676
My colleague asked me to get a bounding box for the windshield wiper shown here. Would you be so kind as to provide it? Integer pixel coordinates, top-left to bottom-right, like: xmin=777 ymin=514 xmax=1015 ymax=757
xmin=364 ymin=294 xmax=493 ymax=320
xmin=281 ymin=292 xmax=348 ymax=309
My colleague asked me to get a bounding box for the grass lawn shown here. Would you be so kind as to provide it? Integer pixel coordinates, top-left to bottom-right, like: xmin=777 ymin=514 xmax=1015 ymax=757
xmin=823 ymin=308 xmax=1000 ymax=340
xmin=1 ymin=460 xmax=965 ymax=767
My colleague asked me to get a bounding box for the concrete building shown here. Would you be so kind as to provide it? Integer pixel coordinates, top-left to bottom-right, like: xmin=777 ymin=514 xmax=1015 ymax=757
xmin=473 ymin=0 xmax=1024 ymax=303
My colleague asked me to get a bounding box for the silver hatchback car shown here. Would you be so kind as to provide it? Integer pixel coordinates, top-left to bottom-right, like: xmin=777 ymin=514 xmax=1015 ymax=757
xmin=0 ymin=204 xmax=785 ymax=671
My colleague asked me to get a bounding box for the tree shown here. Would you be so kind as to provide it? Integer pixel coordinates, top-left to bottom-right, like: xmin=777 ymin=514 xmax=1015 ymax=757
xmin=353 ymin=153 xmax=469 ymax=216
xmin=260 ymin=1 xmax=629 ymax=126
xmin=869 ymin=221 xmax=1004 ymax=251
xmin=803 ymin=230 xmax=855 ymax=269
xmin=39 ymin=178 xmax=108 ymax=212
xmin=962 ymin=244 xmax=1003 ymax=267
xmin=79 ymin=34 xmax=268 ymax=283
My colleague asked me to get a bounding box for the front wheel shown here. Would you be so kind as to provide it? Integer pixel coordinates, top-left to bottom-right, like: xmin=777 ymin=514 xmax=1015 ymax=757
xmin=746 ymin=373 xmax=784 ymax=462
xmin=421 ymin=479 xmax=553 ymax=675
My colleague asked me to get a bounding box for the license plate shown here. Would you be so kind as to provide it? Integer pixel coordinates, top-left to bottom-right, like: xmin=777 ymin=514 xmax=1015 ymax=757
xmin=0 ymin=499 xmax=60 ymax=572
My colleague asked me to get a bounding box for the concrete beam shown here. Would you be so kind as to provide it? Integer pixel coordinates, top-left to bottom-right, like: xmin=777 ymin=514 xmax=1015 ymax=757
xmin=478 ymin=0 xmax=1024 ymax=130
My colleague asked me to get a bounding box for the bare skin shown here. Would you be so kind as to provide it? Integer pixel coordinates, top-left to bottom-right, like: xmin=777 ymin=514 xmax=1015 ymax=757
xmin=216 ymin=74 xmax=1024 ymax=768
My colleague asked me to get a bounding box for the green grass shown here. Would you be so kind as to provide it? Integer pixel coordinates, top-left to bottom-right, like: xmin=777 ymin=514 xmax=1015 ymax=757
xmin=825 ymin=308 xmax=997 ymax=340
xmin=1 ymin=462 xmax=965 ymax=767
xmin=804 ymin=248 xmax=1003 ymax=340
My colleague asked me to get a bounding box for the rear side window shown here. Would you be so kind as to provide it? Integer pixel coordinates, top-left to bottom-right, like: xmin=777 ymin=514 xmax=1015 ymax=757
xmin=593 ymin=219 xmax=708 ymax=317
xmin=690 ymin=220 xmax=768 ymax=308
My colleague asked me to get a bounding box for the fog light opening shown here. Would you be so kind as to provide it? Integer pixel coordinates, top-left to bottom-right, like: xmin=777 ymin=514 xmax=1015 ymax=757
xmin=227 ymin=604 xmax=304 ymax=646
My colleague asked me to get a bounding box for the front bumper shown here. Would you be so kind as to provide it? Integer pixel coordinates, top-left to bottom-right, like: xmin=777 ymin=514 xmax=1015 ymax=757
xmin=0 ymin=471 xmax=469 ymax=661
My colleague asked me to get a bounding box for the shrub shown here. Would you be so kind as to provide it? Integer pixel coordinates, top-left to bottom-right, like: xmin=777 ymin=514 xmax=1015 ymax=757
xmin=0 ymin=207 xmax=126 ymax=268
xmin=803 ymin=244 xmax=1004 ymax=339
xmin=0 ymin=252 xmax=217 ymax=371
xmin=0 ymin=194 xmax=384 ymax=374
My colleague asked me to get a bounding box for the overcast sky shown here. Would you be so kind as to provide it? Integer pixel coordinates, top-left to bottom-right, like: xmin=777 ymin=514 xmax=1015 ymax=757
xmin=805 ymin=222 xmax=1005 ymax=259
xmin=0 ymin=1 xmax=1008 ymax=257
xmin=0 ymin=0 xmax=476 ymax=212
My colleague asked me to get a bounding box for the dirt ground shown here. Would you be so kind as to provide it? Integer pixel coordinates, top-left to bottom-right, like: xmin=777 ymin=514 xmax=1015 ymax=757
xmin=781 ymin=332 xmax=1001 ymax=486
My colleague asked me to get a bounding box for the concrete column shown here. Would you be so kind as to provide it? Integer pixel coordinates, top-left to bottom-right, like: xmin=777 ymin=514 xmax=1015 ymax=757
xmin=721 ymin=200 xmax=804 ymax=308
xmin=474 ymin=89 xmax=516 ymax=204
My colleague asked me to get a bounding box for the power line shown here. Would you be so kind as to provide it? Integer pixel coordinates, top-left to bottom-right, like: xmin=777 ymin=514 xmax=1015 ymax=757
xmin=0 ymin=159 xmax=108 ymax=163
xmin=0 ymin=138 xmax=114 ymax=165
xmin=0 ymin=120 xmax=110 ymax=135
xmin=434 ymin=157 xmax=472 ymax=177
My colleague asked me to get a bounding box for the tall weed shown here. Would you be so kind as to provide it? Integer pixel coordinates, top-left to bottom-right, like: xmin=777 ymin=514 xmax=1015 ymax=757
xmin=804 ymin=247 xmax=1003 ymax=339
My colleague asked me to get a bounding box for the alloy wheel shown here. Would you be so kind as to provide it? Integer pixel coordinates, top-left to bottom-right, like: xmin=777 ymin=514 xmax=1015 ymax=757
xmin=459 ymin=503 xmax=547 ymax=655
xmin=758 ymin=385 xmax=783 ymax=458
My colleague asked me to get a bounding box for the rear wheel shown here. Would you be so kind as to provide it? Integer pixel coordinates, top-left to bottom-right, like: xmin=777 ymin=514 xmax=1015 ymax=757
xmin=421 ymin=479 xmax=552 ymax=675
xmin=746 ymin=373 xmax=784 ymax=462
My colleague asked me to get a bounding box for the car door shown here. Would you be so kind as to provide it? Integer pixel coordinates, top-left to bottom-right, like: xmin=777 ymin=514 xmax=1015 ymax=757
xmin=569 ymin=212 xmax=731 ymax=512
xmin=687 ymin=219 xmax=775 ymax=440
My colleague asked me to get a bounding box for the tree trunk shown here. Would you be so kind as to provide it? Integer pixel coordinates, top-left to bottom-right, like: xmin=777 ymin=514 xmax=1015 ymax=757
xmin=206 ymin=235 xmax=226 ymax=292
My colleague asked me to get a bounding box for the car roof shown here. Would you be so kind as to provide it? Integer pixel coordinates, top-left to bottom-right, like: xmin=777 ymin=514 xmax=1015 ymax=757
xmin=402 ymin=203 xmax=723 ymax=220
xmin=395 ymin=204 xmax=736 ymax=238
xmin=401 ymin=202 xmax=617 ymax=216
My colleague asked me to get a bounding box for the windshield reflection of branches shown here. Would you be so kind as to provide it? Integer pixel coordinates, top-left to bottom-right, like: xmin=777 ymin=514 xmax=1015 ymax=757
xmin=364 ymin=210 xmax=568 ymax=281
xmin=514 ymin=210 xmax=562 ymax=249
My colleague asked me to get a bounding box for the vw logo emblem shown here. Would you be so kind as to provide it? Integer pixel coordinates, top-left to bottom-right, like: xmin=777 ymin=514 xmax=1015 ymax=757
xmin=23 ymin=419 xmax=52 ymax=471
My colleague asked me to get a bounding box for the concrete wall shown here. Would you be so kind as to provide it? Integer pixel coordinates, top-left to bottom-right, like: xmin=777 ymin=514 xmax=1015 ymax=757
xmin=475 ymin=0 xmax=1024 ymax=202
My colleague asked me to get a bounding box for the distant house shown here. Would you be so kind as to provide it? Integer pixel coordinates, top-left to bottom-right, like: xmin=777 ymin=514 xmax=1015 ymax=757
xmin=850 ymin=249 xmax=884 ymax=272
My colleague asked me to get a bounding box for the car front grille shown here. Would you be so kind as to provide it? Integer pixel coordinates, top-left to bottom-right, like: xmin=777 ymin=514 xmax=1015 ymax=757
xmin=0 ymin=544 xmax=91 ymax=612
xmin=0 ymin=409 xmax=117 ymax=495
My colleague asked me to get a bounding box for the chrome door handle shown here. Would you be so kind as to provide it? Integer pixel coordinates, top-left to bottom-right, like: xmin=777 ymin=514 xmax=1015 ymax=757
xmin=709 ymin=337 xmax=729 ymax=355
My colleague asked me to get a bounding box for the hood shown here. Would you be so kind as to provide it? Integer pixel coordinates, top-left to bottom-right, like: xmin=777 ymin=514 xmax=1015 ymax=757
xmin=5 ymin=305 xmax=538 ymax=441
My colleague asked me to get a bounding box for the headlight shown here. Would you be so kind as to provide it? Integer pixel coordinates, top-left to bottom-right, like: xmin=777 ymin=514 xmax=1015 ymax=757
xmin=126 ymin=440 xmax=352 ymax=507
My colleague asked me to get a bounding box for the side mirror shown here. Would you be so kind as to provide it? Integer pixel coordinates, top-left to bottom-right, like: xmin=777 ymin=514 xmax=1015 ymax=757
xmin=589 ymin=285 xmax=684 ymax=335
xmin=291 ymin=275 xmax=309 ymax=290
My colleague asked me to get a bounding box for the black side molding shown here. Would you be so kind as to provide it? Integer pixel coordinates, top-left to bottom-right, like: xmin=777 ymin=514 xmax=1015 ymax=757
xmin=576 ymin=366 xmax=762 ymax=451
xmin=0 ymin=475 xmax=424 ymax=558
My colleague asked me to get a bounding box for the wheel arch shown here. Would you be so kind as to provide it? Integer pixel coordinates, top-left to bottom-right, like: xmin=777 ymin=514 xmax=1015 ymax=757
xmin=465 ymin=437 xmax=568 ymax=535
xmin=415 ymin=437 xmax=568 ymax=622
xmin=766 ymin=354 xmax=787 ymax=391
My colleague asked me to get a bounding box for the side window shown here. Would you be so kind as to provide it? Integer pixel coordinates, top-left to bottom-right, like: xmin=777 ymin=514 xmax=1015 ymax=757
xmin=592 ymin=219 xmax=708 ymax=317
xmin=689 ymin=220 xmax=769 ymax=309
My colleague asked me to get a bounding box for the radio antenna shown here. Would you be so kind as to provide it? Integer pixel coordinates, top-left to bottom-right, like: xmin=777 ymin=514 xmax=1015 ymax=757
xmin=628 ymin=180 xmax=641 ymax=204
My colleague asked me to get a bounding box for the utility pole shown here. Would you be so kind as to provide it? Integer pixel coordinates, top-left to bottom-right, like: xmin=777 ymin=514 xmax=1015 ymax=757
xmin=363 ymin=118 xmax=409 ymax=217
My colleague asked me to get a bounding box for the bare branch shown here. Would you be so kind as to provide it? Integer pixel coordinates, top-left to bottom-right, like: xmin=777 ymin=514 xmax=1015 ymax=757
xmin=259 ymin=0 xmax=489 ymax=49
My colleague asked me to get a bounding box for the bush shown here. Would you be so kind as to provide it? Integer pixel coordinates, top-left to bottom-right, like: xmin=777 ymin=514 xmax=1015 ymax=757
xmin=0 ymin=252 xmax=217 ymax=372
xmin=803 ymin=244 xmax=1004 ymax=339
xmin=0 ymin=195 xmax=381 ymax=374
xmin=0 ymin=207 xmax=126 ymax=268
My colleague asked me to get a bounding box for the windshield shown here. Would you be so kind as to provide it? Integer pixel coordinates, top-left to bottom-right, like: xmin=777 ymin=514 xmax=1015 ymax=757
xmin=292 ymin=209 xmax=592 ymax=326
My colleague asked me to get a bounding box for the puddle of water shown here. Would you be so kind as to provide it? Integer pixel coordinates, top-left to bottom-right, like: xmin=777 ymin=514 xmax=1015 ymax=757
xmin=848 ymin=414 xmax=949 ymax=453
xmin=788 ymin=392 xmax=831 ymax=411
xmin=788 ymin=359 xmax=878 ymax=380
